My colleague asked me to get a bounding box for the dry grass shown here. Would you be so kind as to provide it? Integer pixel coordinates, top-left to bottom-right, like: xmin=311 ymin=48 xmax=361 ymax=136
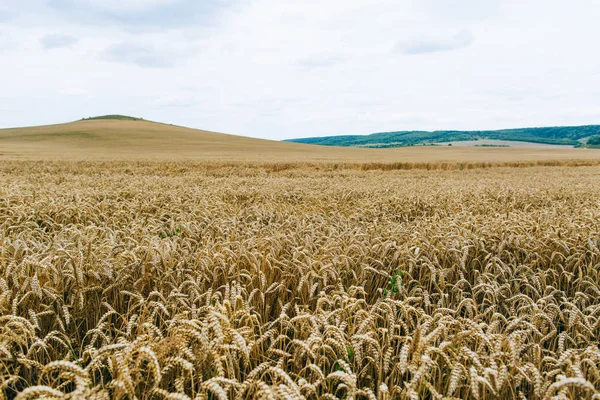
xmin=2 ymin=119 xmax=600 ymax=165
xmin=1 ymin=160 xmax=600 ymax=399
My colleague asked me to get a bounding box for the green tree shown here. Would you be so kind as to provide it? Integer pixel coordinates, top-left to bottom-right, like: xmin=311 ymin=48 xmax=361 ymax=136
xmin=587 ymin=135 xmax=600 ymax=146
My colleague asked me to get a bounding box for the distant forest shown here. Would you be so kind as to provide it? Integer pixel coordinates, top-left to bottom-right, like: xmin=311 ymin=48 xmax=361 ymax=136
xmin=587 ymin=135 xmax=600 ymax=147
xmin=286 ymin=125 xmax=600 ymax=148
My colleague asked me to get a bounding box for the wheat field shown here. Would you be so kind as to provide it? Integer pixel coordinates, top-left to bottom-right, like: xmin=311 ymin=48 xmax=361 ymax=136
xmin=1 ymin=160 xmax=599 ymax=399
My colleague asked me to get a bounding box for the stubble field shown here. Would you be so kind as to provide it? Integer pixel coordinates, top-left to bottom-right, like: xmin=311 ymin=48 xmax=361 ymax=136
xmin=1 ymin=160 xmax=599 ymax=399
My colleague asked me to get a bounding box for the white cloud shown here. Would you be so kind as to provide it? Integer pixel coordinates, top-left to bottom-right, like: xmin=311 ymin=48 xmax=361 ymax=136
xmin=46 ymin=0 xmax=238 ymax=30
xmin=60 ymin=87 xmax=89 ymax=96
xmin=294 ymin=55 xmax=347 ymax=69
xmin=425 ymin=0 xmax=501 ymax=22
xmin=41 ymin=34 xmax=78 ymax=49
xmin=395 ymin=29 xmax=474 ymax=55
xmin=102 ymin=42 xmax=176 ymax=68
xmin=152 ymin=95 xmax=200 ymax=108
xmin=0 ymin=32 xmax=9 ymax=49
xmin=0 ymin=0 xmax=600 ymax=140
xmin=73 ymin=0 xmax=178 ymax=12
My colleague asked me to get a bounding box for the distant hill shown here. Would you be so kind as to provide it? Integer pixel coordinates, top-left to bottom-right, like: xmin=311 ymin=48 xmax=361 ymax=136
xmin=0 ymin=117 xmax=334 ymax=160
xmin=2 ymin=117 xmax=599 ymax=163
xmin=285 ymin=125 xmax=600 ymax=148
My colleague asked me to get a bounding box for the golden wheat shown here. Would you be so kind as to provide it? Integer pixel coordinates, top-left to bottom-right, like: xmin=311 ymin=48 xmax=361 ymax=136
xmin=0 ymin=160 xmax=599 ymax=399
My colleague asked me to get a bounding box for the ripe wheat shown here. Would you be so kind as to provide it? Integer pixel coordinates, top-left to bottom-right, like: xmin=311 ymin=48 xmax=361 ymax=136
xmin=0 ymin=161 xmax=599 ymax=399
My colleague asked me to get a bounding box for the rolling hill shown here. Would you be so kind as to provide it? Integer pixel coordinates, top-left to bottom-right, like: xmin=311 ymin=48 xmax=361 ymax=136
xmin=0 ymin=116 xmax=334 ymax=161
xmin=285 ymin=125 xmax=600 ymax=148
xmin=1 ymin=116 xmax=600 ymax=163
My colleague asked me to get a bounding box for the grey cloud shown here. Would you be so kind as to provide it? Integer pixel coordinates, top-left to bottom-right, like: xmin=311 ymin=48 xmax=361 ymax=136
xmin=395 ymin=30 xmax=474 ymax=55
xmin=41 ymin=34 xmax=79 ymax=49
xmin=47 ymin=0 xmax=236 ymax=30
xmin=102 ymin=42 xmax=179 ymax=68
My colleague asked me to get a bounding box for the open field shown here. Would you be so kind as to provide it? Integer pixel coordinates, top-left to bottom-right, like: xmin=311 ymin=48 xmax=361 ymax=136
xmin=2 ymin=119 xmax=600 ymax=165
xmin=1 ymin=160 xmax=599 ymax=399
xmin=436 ymin=140 xmax=576 ymax=148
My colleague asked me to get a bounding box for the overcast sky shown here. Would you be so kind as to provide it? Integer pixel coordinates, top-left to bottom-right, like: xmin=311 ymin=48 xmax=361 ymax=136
xmin=1 ymin=0 xmax=599 ymax=140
